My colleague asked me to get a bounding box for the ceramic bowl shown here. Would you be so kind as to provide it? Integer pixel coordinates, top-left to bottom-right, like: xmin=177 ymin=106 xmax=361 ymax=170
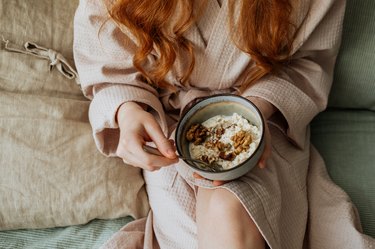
xmin=175 ymin=94 xmax=265 ymax=181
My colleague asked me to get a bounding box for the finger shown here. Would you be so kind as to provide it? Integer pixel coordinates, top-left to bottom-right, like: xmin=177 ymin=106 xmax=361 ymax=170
xmin=121 ymin=134 xmax=178 ymax=168
xmin=122 ymin=156 xmax=158 ymax=171
xmin=258 ymin=143 xmax=271 ymax=168
xmin=213 ymin=180 xmax=227 ymax=186
xmin=129 ymin=147 xmax=178 ymax=170
xmin=168 ymin=139 xmax=177 ymax=151
xmin=193 ymin=172 xmax=227 ymax=186
xmin=258 ymin=124 xmax=272 ymax=169
xmin=258 ymin=145 xmax=268 ymax=168
xmin=133 ymin=144 xmax=178 ymax=168
xmin=122 ymin=158 xmax=131 ymax=165
xmin=122 ymin=154 xmax=159 ymax=171
xmin=193 ymin=172 xmax=205 ymax=179
xmin=144 ymin=122 xmax=176 ymax=159
xmin=259 ymin=142 xmax=272 ymax=169
xmin=258 ymin=156 xmax=267 ymax=169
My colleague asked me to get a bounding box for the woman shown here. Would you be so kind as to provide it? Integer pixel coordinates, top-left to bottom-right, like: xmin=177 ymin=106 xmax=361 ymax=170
xmin=73 ymin=0 xmax=370 ymax=248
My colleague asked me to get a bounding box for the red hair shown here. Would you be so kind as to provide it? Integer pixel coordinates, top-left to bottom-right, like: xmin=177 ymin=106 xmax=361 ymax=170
xmin=108 ymin=0 xmax=295 ymax=91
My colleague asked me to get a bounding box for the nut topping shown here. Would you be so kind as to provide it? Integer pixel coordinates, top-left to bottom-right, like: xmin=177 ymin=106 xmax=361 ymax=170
xmin=231 ymin=131 xmax=253 ymax=155
xmin=186 ymin=113 xmax=260 ymax=170
xmin=186 ymin=124 xmax=209 ymax=145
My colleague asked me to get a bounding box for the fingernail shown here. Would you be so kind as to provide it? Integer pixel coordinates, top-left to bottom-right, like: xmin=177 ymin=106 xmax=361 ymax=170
xmin=259 ymin=161 xmax=265 ymax=168
xmin=169 ymin=139 xmax=176 ymax=147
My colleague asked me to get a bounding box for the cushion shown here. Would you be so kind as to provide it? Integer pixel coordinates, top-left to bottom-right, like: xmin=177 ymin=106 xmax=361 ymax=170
xmin=328 ymin=0 xmax=375 ymax=110
xmin=0 ymin=217 xmax=133 ymax=249
xmin=0 ymin=0 xmax=149 ymax=230
xmin=311 ymin=110 xmax=375 ymax=238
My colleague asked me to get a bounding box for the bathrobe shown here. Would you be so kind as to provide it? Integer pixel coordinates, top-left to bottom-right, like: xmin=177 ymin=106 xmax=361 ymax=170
xmin=73 ymin=0 xmax=375 ymax=248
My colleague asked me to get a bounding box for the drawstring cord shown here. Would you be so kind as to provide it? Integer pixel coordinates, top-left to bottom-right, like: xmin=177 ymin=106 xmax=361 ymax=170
xmin=1 ymin=35 xmax=80 ymax=85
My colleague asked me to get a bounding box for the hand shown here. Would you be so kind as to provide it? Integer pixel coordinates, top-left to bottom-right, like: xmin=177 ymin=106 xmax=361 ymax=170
xmin=116 ymin=102 xmax=178 ymax=171
xmin=193 ymin=172 xmax=228 ymax=186
xmin=193 ymin=96 xmax=276 ymax=186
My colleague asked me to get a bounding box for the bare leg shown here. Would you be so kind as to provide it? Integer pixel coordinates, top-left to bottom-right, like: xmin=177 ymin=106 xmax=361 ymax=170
xmin=196 ymin=187 xmax=265 ymax=249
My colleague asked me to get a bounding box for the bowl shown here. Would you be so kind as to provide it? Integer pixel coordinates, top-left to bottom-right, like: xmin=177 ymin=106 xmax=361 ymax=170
xmin=175 ymin=94 xmax=265 ymax=181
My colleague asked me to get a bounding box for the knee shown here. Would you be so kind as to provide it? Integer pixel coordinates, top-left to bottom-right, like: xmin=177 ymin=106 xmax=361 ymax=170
xmin=196 ymin=188 xmax=265 ymax=249
xmin=198 ymin=188 xmax=244 ymax=221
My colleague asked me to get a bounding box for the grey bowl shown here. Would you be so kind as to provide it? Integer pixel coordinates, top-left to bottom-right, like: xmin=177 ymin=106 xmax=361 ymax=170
xmin=175 ymin=94 xmax=265 ymax=181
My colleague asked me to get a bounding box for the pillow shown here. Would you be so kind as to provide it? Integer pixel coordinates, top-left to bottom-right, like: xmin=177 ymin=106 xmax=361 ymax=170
xmin=0 ymin=0 xmax=149 ymax=230
xmin=328 ymin=0 xmax=375 ymax=110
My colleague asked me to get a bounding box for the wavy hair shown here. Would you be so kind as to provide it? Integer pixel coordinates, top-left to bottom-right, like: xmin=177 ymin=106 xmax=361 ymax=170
xmin=108 ymin=0 xmax=295 ymax=91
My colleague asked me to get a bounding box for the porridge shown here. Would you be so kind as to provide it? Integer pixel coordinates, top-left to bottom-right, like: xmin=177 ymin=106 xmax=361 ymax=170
xmin=186 ymin=113 xmax=261 ymax=170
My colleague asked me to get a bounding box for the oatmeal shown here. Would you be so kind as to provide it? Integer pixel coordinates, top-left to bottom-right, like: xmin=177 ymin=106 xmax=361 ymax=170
xmin=186 ymin=113 xmax=261 ymax=170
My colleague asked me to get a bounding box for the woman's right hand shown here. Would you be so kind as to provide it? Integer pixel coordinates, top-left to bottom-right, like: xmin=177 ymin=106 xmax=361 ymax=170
xmin=116 ymin=102 xmax=178 ymax=171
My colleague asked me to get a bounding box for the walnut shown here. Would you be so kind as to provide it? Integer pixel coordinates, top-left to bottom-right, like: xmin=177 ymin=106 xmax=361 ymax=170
xmin=204 ymin=140 xmax=231 ymax=152
xmin=216 ymin=141 xmax=230 ymax=151
xmin=214 ymin=127 xmax=225 ymax=138
xmin=219 ymin=151 xmax=236 ymax=161
xmin=234 ymin=146 xmax=243 ymax=155
xmin=242 ymin=135 xmax=252 ymax=147
xmin=200 ymin=155 xmax=209 ymax=164
xmin=231 ymin=130 xmax=252 ymax=154
xmin=204 ymin=141 xmax=216 ymax=149
xmin=186 ymin=124 xmax=209 ymax=145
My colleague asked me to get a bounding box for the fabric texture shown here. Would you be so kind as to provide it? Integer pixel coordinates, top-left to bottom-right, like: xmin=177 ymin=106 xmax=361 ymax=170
xmin=74 ymin=0 xmax=375 ymax=248
xmin=0 ymin=217 xmax=133 ymax=249
xmin=311 ymin=110 xmax=375 ymax=238
xmin=328 ymin=0 xmax=375 ymax=110
xmin=311 ymin=0 xmax=375 ymax=237
xmin=0 ymin=0 xmax=149 ymax=230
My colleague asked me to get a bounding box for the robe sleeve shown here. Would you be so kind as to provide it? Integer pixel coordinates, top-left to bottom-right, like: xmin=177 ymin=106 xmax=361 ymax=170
xmin=241 ymin=0 xmax=346 ymax=149
xmin=73 ymin=0 xmax=167 ymax=156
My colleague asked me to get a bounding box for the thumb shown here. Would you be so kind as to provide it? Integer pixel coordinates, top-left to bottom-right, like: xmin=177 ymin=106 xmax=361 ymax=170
xmin=258 ymin=126 xmax=272 ymax=169
xmin=145 ymin=121 xmax=176 ymax=159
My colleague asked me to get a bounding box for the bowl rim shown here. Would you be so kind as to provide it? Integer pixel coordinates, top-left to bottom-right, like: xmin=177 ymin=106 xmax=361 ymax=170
xmin=175 ymin=93 xmax=265 ymax=174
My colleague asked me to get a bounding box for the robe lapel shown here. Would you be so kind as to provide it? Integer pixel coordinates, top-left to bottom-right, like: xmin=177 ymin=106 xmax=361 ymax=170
xmin=195 ymin=0 xmax=222 ymax=46
xmin=190 ymin=0 xmax=251 ymax=90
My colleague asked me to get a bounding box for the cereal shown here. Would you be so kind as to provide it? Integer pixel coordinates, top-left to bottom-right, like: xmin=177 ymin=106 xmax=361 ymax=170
xmin=187 ymin=113 xmax=261 ymax=170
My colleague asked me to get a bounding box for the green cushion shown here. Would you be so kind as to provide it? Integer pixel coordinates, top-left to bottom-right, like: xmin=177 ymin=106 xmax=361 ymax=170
xmin=0 ymin=217 xmax=133 ymax=249
xmin=328 ymin=0 xmax=375 ymax=110
xmin=311 ymin=110 xmax=375 ymax=238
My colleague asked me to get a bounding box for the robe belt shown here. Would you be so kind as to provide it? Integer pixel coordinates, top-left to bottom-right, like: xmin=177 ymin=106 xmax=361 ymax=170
xmin=1 ymin=35 xmax=80 ymax=85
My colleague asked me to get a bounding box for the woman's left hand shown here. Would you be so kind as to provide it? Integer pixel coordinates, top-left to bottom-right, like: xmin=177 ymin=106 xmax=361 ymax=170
xmin=192 ymin=96 xmax=276 ymax=186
